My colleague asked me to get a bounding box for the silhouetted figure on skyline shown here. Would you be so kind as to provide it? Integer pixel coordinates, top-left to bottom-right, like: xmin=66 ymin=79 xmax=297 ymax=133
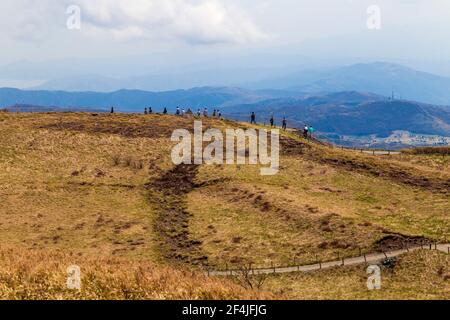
xmin=250 ymin=112 xmax=256 ymax=124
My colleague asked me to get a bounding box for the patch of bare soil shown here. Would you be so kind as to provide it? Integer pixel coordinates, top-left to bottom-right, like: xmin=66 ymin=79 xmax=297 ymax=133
xmin=373 ymin=233 xmax=433 ymax=252
xmin=280 ymin=136 xmax=311 ymax=156
xmin=146 ymin=164 xmax=208 ymax=265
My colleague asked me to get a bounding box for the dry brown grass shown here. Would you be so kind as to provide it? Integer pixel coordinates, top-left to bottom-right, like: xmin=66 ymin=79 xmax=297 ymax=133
xmin=188 ymin=148 xmax=449 ymax=268
xmin=0 ymin=112 xmax=448 ymax=299
xmin=0 ymin=245 xmax=273 ymax=300
xmin=261 ymin=250 xmax=450 ymax=300
xmin=404 ymin=146 xmax=450 ymax=155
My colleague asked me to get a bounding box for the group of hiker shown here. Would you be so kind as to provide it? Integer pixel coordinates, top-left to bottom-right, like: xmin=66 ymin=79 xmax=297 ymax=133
xmin=111 ymin=106 xmax=315 ymax=138
xmin=303 ymin=124 xmax=315 ymax=139
xmin=175 ymin=107 xmax=222 ymax=119
xmin=250 ymin=112 xmax=288 ymax=130
xmin=110 ymin=106 xmax=222 ymax=118
xmin=250 ymin=112 xmax=315 ymax=138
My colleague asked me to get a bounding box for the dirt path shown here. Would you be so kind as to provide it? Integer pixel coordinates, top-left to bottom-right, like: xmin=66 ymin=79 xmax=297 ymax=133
xmin=146 ymin=164 xmax=208 ymax=265
xmin=207 ymin=244 xmax=450 ymax=276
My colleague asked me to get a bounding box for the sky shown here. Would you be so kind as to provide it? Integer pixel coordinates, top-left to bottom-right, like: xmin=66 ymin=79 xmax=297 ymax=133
xmin=0 ymin=0 xmax=450 ymax=84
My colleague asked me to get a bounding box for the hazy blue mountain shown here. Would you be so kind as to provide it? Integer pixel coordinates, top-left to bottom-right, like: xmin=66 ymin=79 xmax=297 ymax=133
xmin=0 ymin=87 xmax=271 ymax=112
xmin=3 ymin=104 xmax=106 ymax=113
xmin=248 ymin=62 xmax=450 ymax=106
xmin=223 ymin=91 xmax=450 ymax=137
xmin=19 ymin=61 xmax=450 ymax=107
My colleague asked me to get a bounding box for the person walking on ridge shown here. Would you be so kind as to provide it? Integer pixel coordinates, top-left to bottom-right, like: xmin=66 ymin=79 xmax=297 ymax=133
xmin=309 ymin=126 xmax=315 ymax=139
xmin=303 ymin=125 xmax=309 ymax=139
xmin=250 ymin=112 xmax=256 ymax=124
xmin=282 ymin=117 xmax=287 ymax=130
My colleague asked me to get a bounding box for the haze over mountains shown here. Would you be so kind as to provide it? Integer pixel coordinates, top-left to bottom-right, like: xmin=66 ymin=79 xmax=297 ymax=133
xmin=9 ymin=62 xmax=450 ymax=107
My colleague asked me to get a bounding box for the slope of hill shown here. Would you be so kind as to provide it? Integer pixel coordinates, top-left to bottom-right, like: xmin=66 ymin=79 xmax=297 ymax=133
xmin=249 ymin=62 xmax=450 ymax=106
xmin=0 ymin=112 xmax=448 ymax=299
xmin=223 ymin=92 xmax=450 ymax=148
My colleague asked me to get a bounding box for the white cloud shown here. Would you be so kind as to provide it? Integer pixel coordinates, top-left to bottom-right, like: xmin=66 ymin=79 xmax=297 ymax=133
xmin=0 ymin=0 xmax=267 ymax=45
xmin=75 ymin=0 xmax=268 ymax=44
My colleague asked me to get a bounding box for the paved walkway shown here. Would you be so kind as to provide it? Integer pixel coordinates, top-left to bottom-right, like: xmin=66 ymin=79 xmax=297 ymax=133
xmin=362 ymin=150 xmax=401 ymax=155
xmin=208 ymin=244 xmax=450 ymax=276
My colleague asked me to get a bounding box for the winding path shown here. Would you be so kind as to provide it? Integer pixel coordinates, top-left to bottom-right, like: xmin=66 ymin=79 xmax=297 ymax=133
xmin=207 ymin=244 xmax=450 ymax=276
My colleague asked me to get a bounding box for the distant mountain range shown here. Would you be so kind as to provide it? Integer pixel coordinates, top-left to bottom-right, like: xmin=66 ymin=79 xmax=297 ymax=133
xmin=19 ymin=62 xmax=450 ymax=107
xmin=247 ymin=62 xmax=450 ymax=106
xmin=3 ymin=104 xmax=106 ymax=113
xmin=0 ymin=87 xmax=278 ymax=113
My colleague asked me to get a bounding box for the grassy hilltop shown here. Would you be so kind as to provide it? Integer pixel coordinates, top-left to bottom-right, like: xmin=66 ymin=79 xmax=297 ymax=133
xmin=0 ymin=112 xmax=448 ymax=299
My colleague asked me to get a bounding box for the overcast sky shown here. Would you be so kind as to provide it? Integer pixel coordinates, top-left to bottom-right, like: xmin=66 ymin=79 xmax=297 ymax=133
xmin=0 ymin=0 xmax=450 ymax=73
